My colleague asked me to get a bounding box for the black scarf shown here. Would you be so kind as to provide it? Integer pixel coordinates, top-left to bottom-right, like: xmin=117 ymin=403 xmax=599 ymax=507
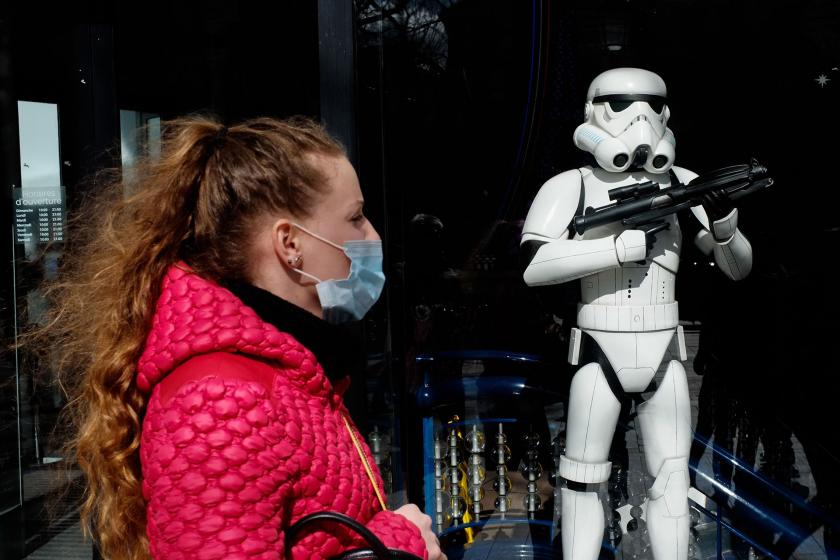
xmin=225 ymin=280 xmax=366 ymax=383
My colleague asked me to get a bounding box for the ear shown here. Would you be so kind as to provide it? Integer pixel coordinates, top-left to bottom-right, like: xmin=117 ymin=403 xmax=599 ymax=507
xmin=270 ymin=219 xmax=302 ymax=269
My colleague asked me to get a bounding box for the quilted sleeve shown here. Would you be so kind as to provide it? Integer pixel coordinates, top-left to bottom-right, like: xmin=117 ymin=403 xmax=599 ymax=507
xmin=365 ymin=510 xmax=428 ymax=559
xmin=141 ymin=375 xmax=430 ymax=559
xmin=141 ymin=376 xmax=293 ymax=559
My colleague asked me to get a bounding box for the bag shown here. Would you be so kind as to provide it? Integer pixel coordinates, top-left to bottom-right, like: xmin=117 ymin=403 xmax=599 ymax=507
xmin=284 ymin=511 xmax=424 ymax=560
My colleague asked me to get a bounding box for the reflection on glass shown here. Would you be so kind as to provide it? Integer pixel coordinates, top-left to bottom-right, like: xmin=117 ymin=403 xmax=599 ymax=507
xmin=18 ymin=101 xmax=61 ymax=189
xmin=17 ymin=101 xmax=64 ymax=261
xmin=357 ymin=0 xmax=454 ymax=73
xmin=120 ymin=110 xmax=162 ymax=195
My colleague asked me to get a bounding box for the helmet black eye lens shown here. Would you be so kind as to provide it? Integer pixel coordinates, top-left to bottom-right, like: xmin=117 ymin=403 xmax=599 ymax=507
xmin=648 ymin=99 xmax=665 ymax=113
xmin=608 ymin=100 xmax=633 ymax=112
xmin=594 ymin=95 xmax=667 ymax=114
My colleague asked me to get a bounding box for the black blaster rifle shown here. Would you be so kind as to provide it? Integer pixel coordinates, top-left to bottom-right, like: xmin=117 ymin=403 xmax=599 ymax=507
xmin=571 ymin=159 xmax=774 ymax=237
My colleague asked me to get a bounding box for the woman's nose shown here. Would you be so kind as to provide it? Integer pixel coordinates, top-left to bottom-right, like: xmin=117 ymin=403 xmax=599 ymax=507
xmin=365 ymin=221 xmax=381 ymax=242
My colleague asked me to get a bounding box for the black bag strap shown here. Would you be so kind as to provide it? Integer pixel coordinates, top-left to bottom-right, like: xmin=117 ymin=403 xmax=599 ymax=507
xmin=285 ymin=511 xmax=424 ymax=560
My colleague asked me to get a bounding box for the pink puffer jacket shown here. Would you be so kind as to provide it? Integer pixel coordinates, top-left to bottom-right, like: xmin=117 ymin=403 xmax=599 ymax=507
xmin=137 ymin=264 xmax=427 ymax=559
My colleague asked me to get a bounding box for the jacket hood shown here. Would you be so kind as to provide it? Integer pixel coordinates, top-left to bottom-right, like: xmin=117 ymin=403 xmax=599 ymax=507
xmin=137 ymin=264 xmax=339 ymax=398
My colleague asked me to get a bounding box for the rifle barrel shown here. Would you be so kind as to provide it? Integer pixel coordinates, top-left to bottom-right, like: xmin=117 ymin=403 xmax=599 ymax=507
xmin=571 ymin=161 xmax=772 ymax=235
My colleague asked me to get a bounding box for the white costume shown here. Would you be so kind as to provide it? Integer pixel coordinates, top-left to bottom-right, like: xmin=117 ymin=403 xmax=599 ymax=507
xmin=521 ymin=68 xmax=752 ymax=560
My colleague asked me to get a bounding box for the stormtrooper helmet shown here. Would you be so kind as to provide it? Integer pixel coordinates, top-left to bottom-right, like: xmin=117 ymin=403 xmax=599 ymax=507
xmin=573 ymin=68 xmax=676 ymax=173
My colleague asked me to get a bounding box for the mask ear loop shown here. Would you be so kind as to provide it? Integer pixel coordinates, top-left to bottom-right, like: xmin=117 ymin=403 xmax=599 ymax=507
xmin=288 ymin=223 xmax=355 ymax=283
xmin=285 ymin=254 xmax=323 ymax=283
xmin=292 ymin=266 xmax=323 ymax=284
xmin=283 ymin=243 xmax=323 ymax=285
xmin=292 ymin=222 xmax=345 ymax=252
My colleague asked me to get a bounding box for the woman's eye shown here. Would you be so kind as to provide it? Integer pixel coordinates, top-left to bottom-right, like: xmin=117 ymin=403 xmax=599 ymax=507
xmin=352 ymin=214 xmax=365 ymax=223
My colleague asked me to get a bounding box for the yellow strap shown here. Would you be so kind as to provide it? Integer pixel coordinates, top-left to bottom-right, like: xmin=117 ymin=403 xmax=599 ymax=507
xmin=342 ymin=413 xmax=388 ymax=512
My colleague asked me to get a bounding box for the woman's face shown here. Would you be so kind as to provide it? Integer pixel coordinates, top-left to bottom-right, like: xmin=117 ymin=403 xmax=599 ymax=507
xmin=295 ymin=154 xmax=380 ymax=283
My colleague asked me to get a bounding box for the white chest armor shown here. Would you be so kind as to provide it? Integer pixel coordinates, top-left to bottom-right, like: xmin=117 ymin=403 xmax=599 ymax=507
xmin=576 ymin=167 xmax=681 ymax=332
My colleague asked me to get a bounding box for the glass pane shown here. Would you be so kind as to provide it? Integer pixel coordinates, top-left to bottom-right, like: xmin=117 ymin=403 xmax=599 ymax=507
xmin=416 ymin=351 xmax=560 ymax=557
xmin=355 ymin=1 xmax=840 ymax=558
xmin=11 ymin=99 xmax=83 ymax=559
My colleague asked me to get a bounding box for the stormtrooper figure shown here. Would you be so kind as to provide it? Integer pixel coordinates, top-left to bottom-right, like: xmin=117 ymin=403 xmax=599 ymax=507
xmin=521 ymin=68 xmax=752 ymax=559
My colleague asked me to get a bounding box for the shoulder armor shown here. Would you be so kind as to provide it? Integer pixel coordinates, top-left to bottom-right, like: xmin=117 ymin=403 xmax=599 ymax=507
xmin=671 ymin=166 xmax=711 ymax=230
xmin=670 ymin=165 xmax=698 ymax=185
xmin=522 ymin=169 xmax=583 ymax=241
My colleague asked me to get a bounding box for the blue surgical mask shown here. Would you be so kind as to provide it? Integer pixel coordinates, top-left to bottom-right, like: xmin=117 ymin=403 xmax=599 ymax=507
xmin=291 ymin=223 xmax=386 ymax=324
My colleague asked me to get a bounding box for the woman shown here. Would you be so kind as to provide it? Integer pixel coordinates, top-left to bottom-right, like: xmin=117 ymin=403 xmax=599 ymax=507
xmin=35 ymin=116 xmax=443 ymax=560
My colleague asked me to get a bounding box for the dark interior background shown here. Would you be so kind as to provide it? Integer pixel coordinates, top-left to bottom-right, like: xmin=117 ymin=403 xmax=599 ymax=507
xmin=1 ymin=0 xmax=839 ymax=557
